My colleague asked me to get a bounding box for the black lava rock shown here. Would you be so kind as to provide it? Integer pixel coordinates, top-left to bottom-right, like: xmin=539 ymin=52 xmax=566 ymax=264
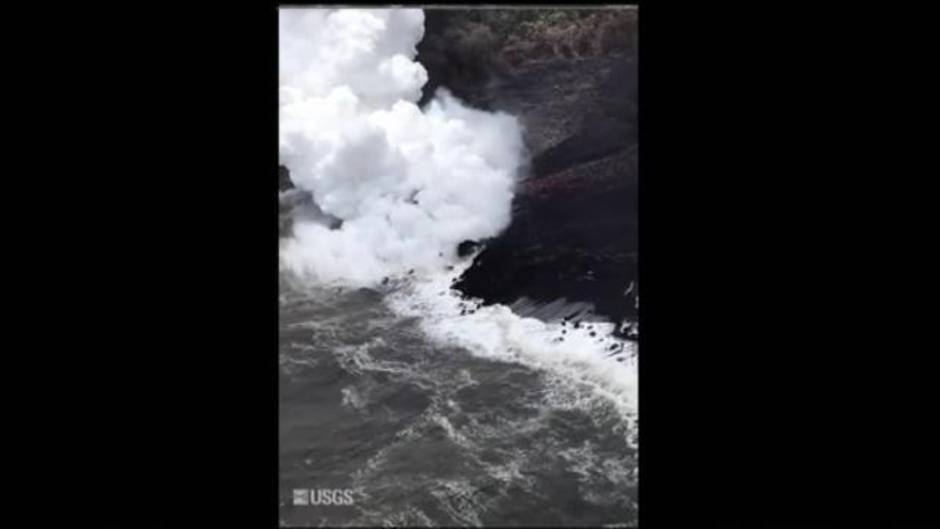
xmin=278 ymin=165 xmax=294 ymax=192
xmin=457 ymin=240 xmax=481 ymax=258
xmin=443 ymin=38 xmax=638 ymax=331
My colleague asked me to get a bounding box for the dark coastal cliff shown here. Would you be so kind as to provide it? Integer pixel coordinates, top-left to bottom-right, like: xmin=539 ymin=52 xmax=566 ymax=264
xmin=418 ymin=9 xmax=639 ymax=334
xmin=279 ymin=9 xmax=639 ymax=334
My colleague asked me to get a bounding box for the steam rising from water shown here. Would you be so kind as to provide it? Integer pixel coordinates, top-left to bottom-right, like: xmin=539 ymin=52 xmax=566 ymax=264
xmin=278 ymin=8 xmax=637 ymax=440
xmin=279 ymin=8 xmax=524 ymax=284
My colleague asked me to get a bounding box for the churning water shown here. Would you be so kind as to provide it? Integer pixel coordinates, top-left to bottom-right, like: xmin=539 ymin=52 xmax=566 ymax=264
xmin=279 ymin=265 xmax=637 ymax=527
xmin=278 ymin=8 xmax=637 ymax=526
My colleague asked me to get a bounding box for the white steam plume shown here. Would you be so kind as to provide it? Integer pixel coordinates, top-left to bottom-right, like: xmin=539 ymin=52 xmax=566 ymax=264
xmin=279 ymin=8 xmax=524 ymax=285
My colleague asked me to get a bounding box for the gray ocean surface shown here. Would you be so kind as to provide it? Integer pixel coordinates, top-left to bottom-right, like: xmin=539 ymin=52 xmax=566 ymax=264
xmin=279 ymin=274 xmax=637 ymax=527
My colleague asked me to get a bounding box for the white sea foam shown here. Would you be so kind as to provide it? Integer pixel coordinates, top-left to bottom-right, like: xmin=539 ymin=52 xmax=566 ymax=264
xmin=280 ymin=7 xmax=637 ymax=446
xmin=386 ymin=262 xmax=638 ymax=438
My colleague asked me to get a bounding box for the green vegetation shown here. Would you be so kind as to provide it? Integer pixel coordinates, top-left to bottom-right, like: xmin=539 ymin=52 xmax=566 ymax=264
xmin=442 ymin=8 xmax=637 ymax=66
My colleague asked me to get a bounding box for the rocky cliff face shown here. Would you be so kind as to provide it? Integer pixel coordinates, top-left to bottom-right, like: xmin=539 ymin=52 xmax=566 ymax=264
xmin=279 ymin=165 xmax=342 ymax=236
xmin=418 ymin=9 xmax=639 ymax=335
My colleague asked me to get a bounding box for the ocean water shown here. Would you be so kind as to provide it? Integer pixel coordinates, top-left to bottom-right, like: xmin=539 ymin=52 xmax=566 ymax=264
xmin=279 ymin=266 xmax=638 ymax=527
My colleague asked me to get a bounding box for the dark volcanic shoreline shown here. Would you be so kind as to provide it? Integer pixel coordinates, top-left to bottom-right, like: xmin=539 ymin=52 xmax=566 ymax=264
xmin=418 ymin=9 xmax=639 ymax=334
xmin=279 ymin=9 xmax=639 ymax=334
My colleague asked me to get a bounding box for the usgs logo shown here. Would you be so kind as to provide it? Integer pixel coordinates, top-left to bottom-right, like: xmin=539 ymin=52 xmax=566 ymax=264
xmin=292 ymin=488 xmax=357 ymax=507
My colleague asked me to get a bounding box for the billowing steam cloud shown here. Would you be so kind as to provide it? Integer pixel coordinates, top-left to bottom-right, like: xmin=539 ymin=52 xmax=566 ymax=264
xmin=279 ymin=8 xmax=524 ymax=284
